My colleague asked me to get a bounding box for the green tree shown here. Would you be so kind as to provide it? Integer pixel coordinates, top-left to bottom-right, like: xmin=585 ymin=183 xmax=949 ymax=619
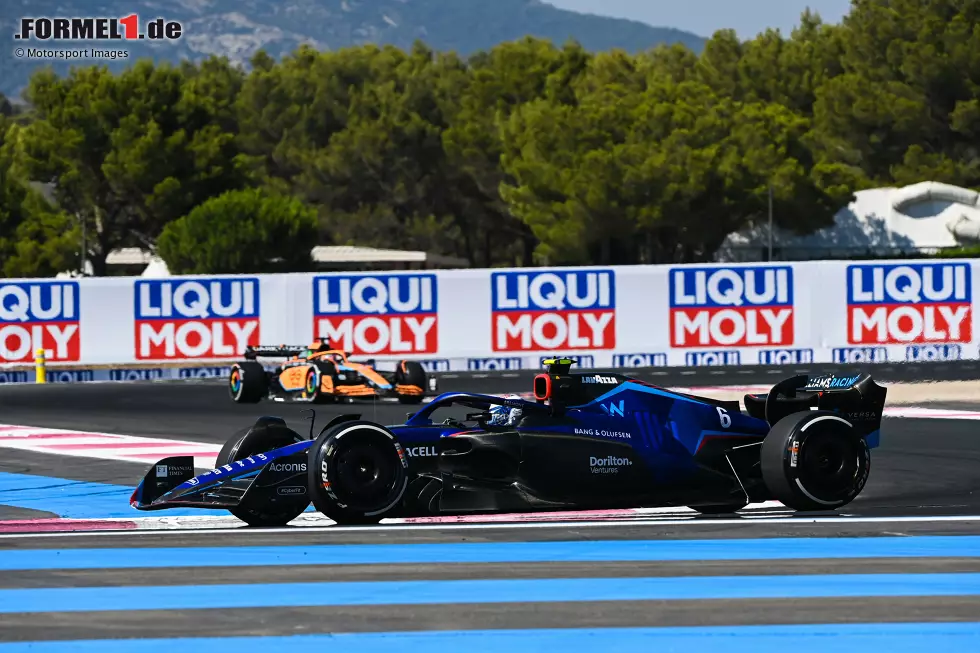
xmin=441 ymin=38 xmax=590 ymax=266
xmin=500 ymin=65 xmax=844 ymax=264
xmin=0 ymin=118 xmax=77 ymax=277
xmin=15 ymin=58 xmax=248 ymax=275
xmin=236 ymin=44 xmax=405 ymax=190
xmin=810 ymin=0 xmax=980 ymax=187
xmin=294 ymin=43 xmax=473 ymax=256
xmin=156 ymin=188 xmax=318 ymax=274
xmin=737 ymin=12 xmax=846 ymax=115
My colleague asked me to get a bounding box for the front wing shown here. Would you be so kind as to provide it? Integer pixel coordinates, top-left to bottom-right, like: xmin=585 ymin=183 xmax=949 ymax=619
xmin=130 ymin=441 xmax=314 ymax=511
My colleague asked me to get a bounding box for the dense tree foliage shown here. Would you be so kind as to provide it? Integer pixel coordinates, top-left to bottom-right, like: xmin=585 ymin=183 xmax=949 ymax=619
xmin=2 ymin=0 xmax=979 ymax=276
xmin=12 ymin=59 xmax=249 ymax=275
xmin=156 ymin=188 xmax=318 ymax=274
xmin=0 ymin=114 xmax=78 ymax=277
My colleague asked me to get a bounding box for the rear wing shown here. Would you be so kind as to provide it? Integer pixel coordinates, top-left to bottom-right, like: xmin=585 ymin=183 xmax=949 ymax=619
xmin=745 ymin=373 xmax=887 ymax=439
xmin=243 ymin=345 xmax=307 ymax=360
xmin=242 ymin=338 xmax=346 ymax=360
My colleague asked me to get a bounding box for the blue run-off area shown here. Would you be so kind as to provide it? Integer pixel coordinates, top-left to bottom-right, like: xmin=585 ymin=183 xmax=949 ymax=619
xmin=0 ymin=471 xmax=229 ymax=519
xmin=0 ymin=625 xmax=978 ymax=653
xmin=1 ymin=572 xmax=980 ymax=613
xmin=2 ymin=533 xmax=980 ymax=649
xmin=5 ymin=535 xmax=980 ymax=571
xmin=2 ymin=467 xmax=980 ymax=650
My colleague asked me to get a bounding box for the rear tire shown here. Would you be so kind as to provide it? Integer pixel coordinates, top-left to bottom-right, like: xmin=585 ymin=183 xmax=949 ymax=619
xmin=308 ymin=360 xmax=339 ymax=404
xmin=229 ymin=362 xmax=267 ymax=403
xmin=761 ymin=411 xmax=871 ymax=512
xmin=308 ymin=420 xmax=408 ymax=525
xmin=395 ymin=361 xmax=426 ymax=404
xmin=217 ymin=418 xmax=311 ymax=527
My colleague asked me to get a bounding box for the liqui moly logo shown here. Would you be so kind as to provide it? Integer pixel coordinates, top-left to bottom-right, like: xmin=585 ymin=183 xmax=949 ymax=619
xmin=491 ymin=270 xmax=616 ymax=352
xmin=907 ymin=344 xmax=962 ymax=362
xmin=314 ymin=274 xmax=438 ymax=355
xmin=468 ymin=357 xmax=522 ymax=371
xmin=670 ymin=266 xmax=794 ymax=347
xmin=833 ymin=347 xmax=887 ymax=364
xmin=0 ymin=282 xmax=80 ymax=363
xmin=613 ymin=353 xmax=667 ymax=368
xmin=847 ymin=263 xmax=972 ymax=344
xmin=135 ymin=279 xmax=260 ymax=360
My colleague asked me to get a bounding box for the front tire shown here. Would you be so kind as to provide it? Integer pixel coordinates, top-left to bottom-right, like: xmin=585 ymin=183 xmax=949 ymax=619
xmin=308 ymin=420 xmax=408 ymax=525
xmin=229 ymin=362 xmax=267 ymax=403
xmin=217 ymin=418 xmax=311 ymax=526
xmin=394 ymin=360 xmax=427 ymax=404
xmin=761 ymin=411 xmax=871 ymax=512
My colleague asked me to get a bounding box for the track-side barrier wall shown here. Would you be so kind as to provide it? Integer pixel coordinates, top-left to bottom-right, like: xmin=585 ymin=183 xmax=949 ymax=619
xmin=0 ymin=259 xmax=976 ymax=383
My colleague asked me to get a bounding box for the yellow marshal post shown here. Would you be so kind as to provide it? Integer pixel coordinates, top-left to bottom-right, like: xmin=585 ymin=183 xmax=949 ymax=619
xmin=34 ymin=348 xmax=46 ymax=384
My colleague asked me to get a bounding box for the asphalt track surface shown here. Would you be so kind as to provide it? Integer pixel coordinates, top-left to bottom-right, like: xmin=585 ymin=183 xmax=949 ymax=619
xmin=0 ymin=378 xmax=979 ymax=649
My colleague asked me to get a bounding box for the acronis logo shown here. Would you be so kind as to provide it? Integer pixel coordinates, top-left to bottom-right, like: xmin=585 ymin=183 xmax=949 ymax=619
xmin=314 ymin=274 xmax=438 ymax=355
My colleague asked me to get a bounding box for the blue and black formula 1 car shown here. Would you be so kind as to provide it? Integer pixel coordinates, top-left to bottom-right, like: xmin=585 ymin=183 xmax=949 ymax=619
xmin=131 ymin=359 xmax=886 ymax=526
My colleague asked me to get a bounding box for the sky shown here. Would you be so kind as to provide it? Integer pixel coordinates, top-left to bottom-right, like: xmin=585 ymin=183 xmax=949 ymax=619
xmin=545 ymin=0 xmax=854 ymax=39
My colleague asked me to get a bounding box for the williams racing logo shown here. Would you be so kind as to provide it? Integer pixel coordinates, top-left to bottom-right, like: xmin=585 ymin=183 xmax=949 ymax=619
xmin=804 ymin=374 xmax=861 ymax=391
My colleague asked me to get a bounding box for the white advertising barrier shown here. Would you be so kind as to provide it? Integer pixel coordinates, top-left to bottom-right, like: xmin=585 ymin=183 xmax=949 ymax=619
xmin=0 ymin=259 xmax=976 ymax=377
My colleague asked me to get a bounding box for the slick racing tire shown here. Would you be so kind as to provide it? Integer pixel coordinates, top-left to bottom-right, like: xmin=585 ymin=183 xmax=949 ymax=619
xmin=229 ymin=362 xmax=267 ymax=403
xmin=761 ymin=410 xmax=871 ymax=512
xmin=305 ymin=361 xmax=339 ymax=404
xmin=308 ymin=420 xmax=408 ymax=525
xmin=394 ymin=360 xmax=427 ymax=405
xmin=217 ymin=418 xmax=311 ymax=527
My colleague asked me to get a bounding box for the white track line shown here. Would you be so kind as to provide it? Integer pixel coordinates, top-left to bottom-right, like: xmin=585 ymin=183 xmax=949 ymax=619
xmin=884 ymin=406 xmax=980 ymax=419
xmin=5 ymin=513 xmax=980 ymax=539
xmin=0 ymin=503 xmax=787 ymax=532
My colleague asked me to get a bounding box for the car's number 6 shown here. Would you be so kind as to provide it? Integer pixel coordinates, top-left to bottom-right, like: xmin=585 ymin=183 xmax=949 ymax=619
xmin=716 ymin=406 xmax=731 ymax=429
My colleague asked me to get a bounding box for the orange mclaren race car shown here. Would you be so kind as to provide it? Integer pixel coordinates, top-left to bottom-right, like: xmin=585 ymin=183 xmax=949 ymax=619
xmin=228 ymin=339 xmax=432 ymax=405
